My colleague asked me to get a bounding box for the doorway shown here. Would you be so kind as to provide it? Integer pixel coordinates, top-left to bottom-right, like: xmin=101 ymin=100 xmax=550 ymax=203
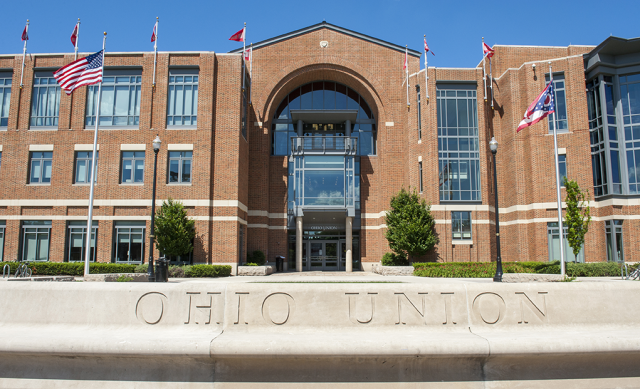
xmin=308 ymin=241 xmax=340 ymax=271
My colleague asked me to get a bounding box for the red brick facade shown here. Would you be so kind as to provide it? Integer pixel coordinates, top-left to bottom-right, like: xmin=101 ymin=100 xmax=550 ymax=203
xmin=0 ymin=24 xmax=636 ymax=270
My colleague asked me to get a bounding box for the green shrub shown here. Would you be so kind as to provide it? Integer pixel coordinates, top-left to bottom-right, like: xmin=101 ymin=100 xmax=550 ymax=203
xmin=0 ymin=262 xmax=137 ymax=276
xmin=184 ymin=264 xmax=232 ymax=278
xmin=116 ymin=275 xmax=134 ymax=282
xmin=381 ymin=252 xmax=409 ymax=266
xmin=245 ymin=263 xmax=259 ymax=266
xmin=251 ymin=250 xmax=266 ymax=266
xmin=134 ymin=264 xmax=149 ymax=273
xmin=168 ymin=265 xmax=185 ymax=278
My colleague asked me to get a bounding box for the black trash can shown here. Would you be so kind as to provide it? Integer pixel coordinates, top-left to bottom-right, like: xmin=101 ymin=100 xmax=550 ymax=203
xmin=155 ymin=257 xmax=170 ymax=282
xmin=275 ymin=256 xmax=285 ymax=272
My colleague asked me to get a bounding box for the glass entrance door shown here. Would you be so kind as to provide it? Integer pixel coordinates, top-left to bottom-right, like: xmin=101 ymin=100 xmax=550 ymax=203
xmin=306 ymin=241 xmax=340 ymax=270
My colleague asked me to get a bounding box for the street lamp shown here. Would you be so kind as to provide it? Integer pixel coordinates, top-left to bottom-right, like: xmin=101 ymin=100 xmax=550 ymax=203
xmin=489 ymin=136 xmax=503 ymax=282
xmin=148 ymin=134 xmax=161 ymax=282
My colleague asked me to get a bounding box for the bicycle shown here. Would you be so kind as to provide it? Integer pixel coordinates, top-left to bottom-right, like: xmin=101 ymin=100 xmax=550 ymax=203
xmin=622 ymin=263 xmax=640 ymax=280
xmin=14 ymin=262 xmax=32 ymax=278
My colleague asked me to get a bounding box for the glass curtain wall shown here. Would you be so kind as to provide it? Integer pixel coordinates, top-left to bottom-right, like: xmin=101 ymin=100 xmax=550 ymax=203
xmin=621 ymin=74 xmax=640 ymax=194
xmin=437 ymin=87 xmax=481 ymax=201
xmin=271 ymin=81 xmax=376 ymax=156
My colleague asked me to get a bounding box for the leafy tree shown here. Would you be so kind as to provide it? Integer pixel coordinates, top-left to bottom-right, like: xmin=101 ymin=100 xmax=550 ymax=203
xmin=563 ymin=178 xmax=591 ymax=257
xmin=154 ymin=198 xmax=196 ymax=259
xmin=384 ymin=187 xmax=437 ymax=262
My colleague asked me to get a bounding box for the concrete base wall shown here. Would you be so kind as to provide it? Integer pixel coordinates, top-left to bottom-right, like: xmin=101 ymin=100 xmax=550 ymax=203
xmin=1 ymin=281 xmax=640 ymax=387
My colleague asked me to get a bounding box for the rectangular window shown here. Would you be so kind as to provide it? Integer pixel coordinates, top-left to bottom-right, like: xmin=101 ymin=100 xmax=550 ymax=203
xmin=417 ymin=85 xmax=422 ymax=141
xmin=587 ymin=78 xmax=609 ymax=197
xmin=437 ymin=86 xmax=481 ymax=201
xmin=620 ymin=73 xmax=640 ymax=194
xmin=86 ymin=70 xmax=142 ymax=127
xmin=29 ymin=151 xmax=53 ymax=184
xmin=0 ymin=72 xmax=12 ymax=127
xmin=74 ymin=151 xmax=98 ymax=184
xmin=67 ymin=221 xmax=98 ymax=262
xmin=168 ymin=151 xmax=192 ymax=183
xmin=452 ymin=211 xmax=472 ymax=240
xmin=605 ymin=220 xmax=624 ymax=262
xmin=21 ymin=220 xmax=51 ymax=261
xmin=546 ymin=74 xmax=568 ymax=133
xmin=559 ymin=154 xmax=567 ymax=186
xmin=419 ymin=161 xmax=423 ymax=193
xmin=114 ymin=221 xmax=146 ymax=263
xmin=547 ymin=222 xmax=584 ymax=263
xmin=167 ymin=69 xmax=198 ymax=127
xmin=31 ymin=72 xmax=61 ymax=128
xmin=0 ymin=220 xmax=5 ymax=261
xmin=121 ymin=151 xmax=145 ymax=184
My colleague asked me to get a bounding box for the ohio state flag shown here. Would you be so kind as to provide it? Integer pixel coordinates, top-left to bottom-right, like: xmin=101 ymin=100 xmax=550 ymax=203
xmin=244 ymin=47 xmax=252 ymax=61
xmin=151 ymin=24 xmax=157 ymax=42
xmin=229 ymin=28 xmax=245 ymax=42
xmin=70 ymin=24 xmax=78 ymax=47
xmin=483 ymin=42 xmax=495 ymax=59
xmin=21 ymin=26 xmax=29 ymax=41
xmin=403 ymin=50 xmax=407 ymax=70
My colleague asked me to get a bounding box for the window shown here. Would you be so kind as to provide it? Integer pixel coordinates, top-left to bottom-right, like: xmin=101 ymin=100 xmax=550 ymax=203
xmin=74 ymin=151 xmax=98 ymax=184
xmin=121 ymin=151 xmax=145 ymax=184
xmin=271 ymin=81 xmax=376 ymax=156
xmin=21 ymin=220 xmax=51 ymax=261
xmin=621 ymin=73 xmax=640 ymax=194
xmin=114 ymin=221 xmax=146 ymax=263
xmin=67 ymin=221 xmax=97 ymax=262
xmin=0 ymin=72 xmax=12 ymax=127
xmin=86 ymin=70 xmax=142 ymax=127
xmin=417 ymin=85 xmax=422 ymax=141
xmin=546 ymin=74 xmax=568 ymax=133
xmin=547 ymin=222 xmax=584 ymax=263
xmin=558 ymin=154 xmax=567 ymax=186
xmin=0 ymin=220 xmax=5 ymax=261
xmin=606 ymin=220 xmax=624 ymax=262
xmin=437 ymin=86 xmax=481 ymax=201
xmin=29 ymin=151 xmax=53 ymax=184
xmin=168 ymin=151 xmax=192 ymax=183
xmin=452 ymin=211 xmax=472 ymax=240
xmin=30 ymin=72 xmax=61 ymax=128
xmin=167 ymin=69 xmax=198 ymax=127
xmin=419 ymin=161 xmax=423 ymax=193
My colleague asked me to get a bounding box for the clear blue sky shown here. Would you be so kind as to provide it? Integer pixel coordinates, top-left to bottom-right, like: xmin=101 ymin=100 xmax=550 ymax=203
xmin=1 ymin=0 xmax=639 ymax=68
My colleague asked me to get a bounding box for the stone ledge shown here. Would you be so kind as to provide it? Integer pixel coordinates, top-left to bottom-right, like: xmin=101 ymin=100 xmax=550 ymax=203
xmin=502 ymin=273 xmax=566 ymax=283
xmin=238 ymin=265 xmax=274 ymax=276
xmin=5 ymin=276 xmax=75 ymax=282
xmin=83 ymin=273 xmax=149 ymax=282
xmin=372 ymin=265 xmax=414 ymax=276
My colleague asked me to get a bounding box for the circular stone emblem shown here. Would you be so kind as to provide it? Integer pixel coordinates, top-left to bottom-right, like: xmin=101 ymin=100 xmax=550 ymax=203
xmin=320 ymin=41 xmax=328 ymax=48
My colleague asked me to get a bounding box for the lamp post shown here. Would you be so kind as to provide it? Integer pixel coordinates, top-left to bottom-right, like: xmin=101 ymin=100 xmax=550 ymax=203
xmin=489 ymin=137 xmax=502 ymax=282
xmin=148 ymin=135 xmax=161 ymax=282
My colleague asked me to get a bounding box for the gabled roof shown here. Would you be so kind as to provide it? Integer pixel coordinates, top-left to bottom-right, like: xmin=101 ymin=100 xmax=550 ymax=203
xmin=229 ymin=21 xmax=421 ymax=57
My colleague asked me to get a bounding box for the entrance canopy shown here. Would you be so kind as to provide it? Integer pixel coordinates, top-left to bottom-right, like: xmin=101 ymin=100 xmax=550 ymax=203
xmin=291 ymin=110 xmax=358 ymax=124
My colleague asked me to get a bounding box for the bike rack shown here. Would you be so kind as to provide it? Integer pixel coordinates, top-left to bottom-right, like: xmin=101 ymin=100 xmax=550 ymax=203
xmin=2 ymin=264 xmax=10 ymax=278
xmin=622 ymin=263 xmax=628 ymax=279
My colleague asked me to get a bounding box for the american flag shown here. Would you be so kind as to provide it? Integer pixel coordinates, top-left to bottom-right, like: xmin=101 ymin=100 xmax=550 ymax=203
xmin=517 ymin=82 xmax=555 ymax=132
xmin=53 ymin=50 xmax=103 ymax=95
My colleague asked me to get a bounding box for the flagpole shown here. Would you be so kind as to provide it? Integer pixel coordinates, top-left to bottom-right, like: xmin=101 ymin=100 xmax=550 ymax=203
xmin=490 ymin=56 xmax=494 ymax=109
xmin=405 ymin=45 xmax=409 ymax=108
xmin=152 ymin=17 xmax=158 ymax=89
xmin=424 ymin=35 xmax=429 ymax=100
xmin=84 ymin=32 xmax=107 ymax=277
xmin=482 ymin=37 xmax=487 ymax=102
xmin=242 ymin=23 xmax=246 ymax=93
xmin=549 ymin=62 xmax=566 ymax=277
xmin=249 ymin=43 xmax=252 ymax=105
xmin=74 ymin=19 xmax=80 ymax=60
xmin=20 ymin=20 xmax=29 ymax=89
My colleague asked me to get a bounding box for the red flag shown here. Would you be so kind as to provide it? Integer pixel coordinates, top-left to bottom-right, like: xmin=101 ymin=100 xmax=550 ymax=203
xmin=70 ymin=24 xmax=78 ymax=47
xmin=229 ymin=27 xmax=245 ymax=42
xmin=151 ymin=23 xmax=157 ymax=42
xmin=244 ymin=47 xmax=252 ymax=61
xmin=21 ymin=26 xmax=29 ymax=41
xmin=424 ymin=38 xmax=435 ymax=56
xmin=483 ymin=42 xmax=495 ymax=59
xmin=403 ymin=50 xmax=407 ymax=70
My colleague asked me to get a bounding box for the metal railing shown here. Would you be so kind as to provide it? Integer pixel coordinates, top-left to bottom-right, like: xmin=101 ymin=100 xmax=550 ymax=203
xmin=291 ymin=136 xmax=357 ymax=155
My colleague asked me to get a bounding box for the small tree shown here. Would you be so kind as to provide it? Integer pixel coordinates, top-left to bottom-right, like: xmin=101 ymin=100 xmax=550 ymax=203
xmin=154 ymin=198 xmax=196 ymax=259
xmin=385 ymin=187 xmax=437 ymax=262
xmin=563 ymin=177 xmax=591 ymax=257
